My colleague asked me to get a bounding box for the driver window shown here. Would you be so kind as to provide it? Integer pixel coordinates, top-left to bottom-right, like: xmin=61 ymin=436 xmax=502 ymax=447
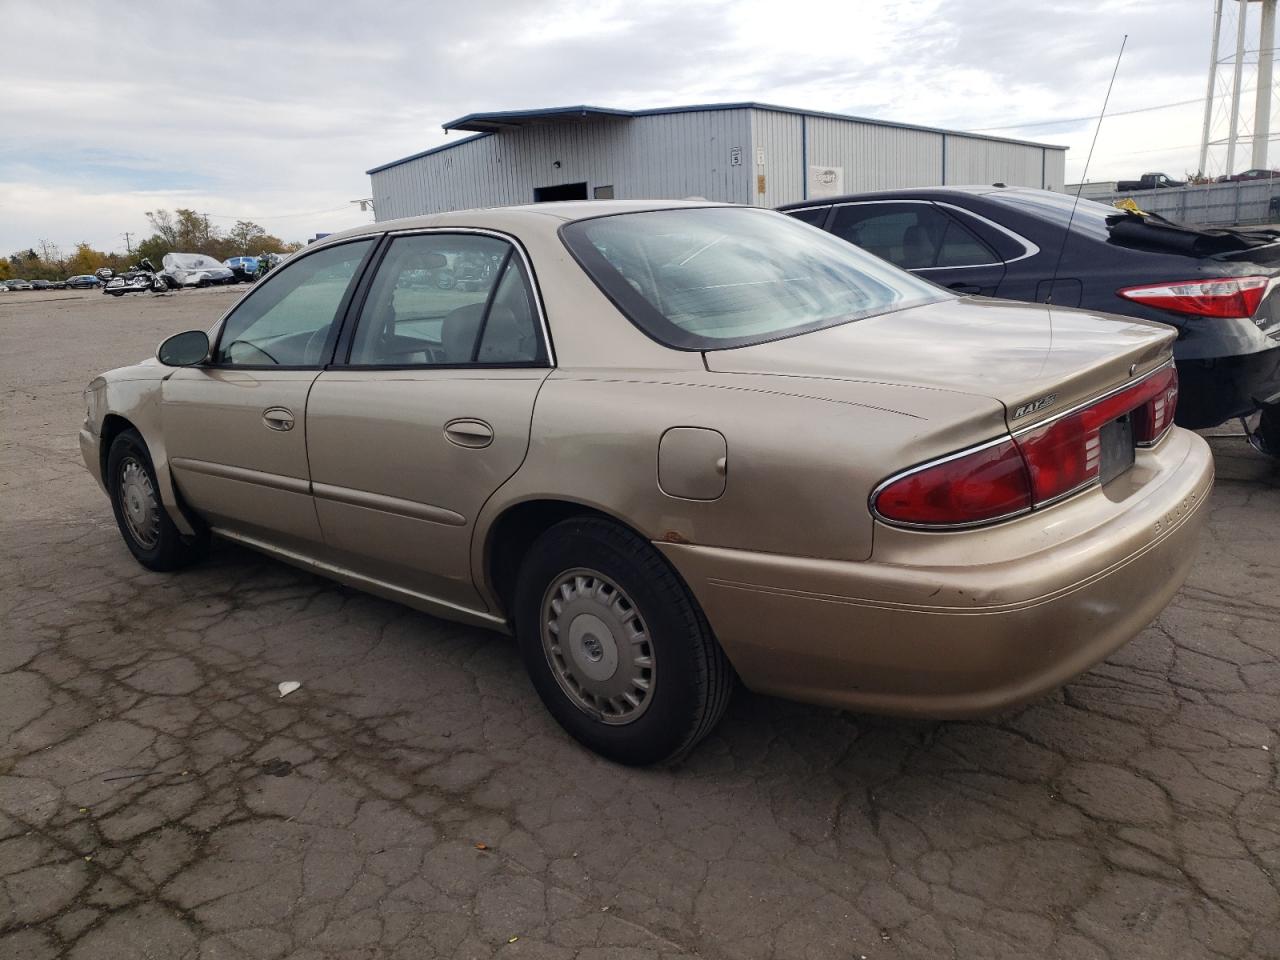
xmin=214 ymin=240 xmax=373 ymax=366
xmin=348 ymin=233 xmax=542 ymax=367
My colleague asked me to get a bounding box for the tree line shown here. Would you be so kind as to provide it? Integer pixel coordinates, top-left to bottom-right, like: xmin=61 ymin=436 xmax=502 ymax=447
xmin=1 ymin=209 xmax=301 ymax=281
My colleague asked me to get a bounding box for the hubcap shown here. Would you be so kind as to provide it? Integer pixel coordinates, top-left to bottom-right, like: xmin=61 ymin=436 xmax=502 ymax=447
xmin=541 ymin=568 xmax=655 ymax=725
xmin=118 ymin=457 xmax=160 ymax=548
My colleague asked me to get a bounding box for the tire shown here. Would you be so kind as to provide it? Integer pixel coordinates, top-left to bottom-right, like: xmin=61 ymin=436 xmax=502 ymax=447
xmin=106 ymin=429 xmax=207 ymax=571
xmin=109 ymin=291 xmax=124 ymax=297
xmin=1258 ymin=407 xmax=1280 ymax=458
xmin=513 ymin=516 xmax=733 ymax=765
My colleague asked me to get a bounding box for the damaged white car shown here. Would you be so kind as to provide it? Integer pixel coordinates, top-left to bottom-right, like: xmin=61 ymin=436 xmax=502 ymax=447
xmin=160 ymin=253 xmax=236 ymax=289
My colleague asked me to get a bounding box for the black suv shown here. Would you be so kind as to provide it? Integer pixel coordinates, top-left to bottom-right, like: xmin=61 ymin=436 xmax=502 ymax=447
xmin=780 ymin=186 xmax=1280 ymax=452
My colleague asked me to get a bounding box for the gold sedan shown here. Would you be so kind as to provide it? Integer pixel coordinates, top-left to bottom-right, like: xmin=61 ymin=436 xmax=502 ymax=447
xmin=80 ymin=201 xmax=1214 ymax=764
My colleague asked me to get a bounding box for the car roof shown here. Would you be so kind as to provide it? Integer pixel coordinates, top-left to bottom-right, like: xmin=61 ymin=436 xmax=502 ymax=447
xmin=312 ymin=199 xmax=738 ymax=247
xmin=776 ymin=185 xmax=1036 ymax=210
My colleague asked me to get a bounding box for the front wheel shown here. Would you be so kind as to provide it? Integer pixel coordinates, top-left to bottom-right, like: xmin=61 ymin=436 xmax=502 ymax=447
xmin=106 ymin=429 xmax=207 ymax=571
xmin=513 ymin=516 xmax=733 ymax=765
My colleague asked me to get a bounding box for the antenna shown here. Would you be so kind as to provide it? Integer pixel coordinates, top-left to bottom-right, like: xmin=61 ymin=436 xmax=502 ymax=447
xmin=1047 ymin=34 xmax=1128 ymax=304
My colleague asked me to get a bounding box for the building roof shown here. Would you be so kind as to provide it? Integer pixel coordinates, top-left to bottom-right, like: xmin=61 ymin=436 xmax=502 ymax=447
xmin=368 ymin=101 xmax=1067 ymax=175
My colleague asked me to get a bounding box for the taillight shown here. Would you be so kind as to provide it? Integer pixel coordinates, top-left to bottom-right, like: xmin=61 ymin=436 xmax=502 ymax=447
xmin=873 ymin=439 xmax=1033 ymax=527
xmin=873 ymin=365 xmax=1178 ymax=527
xmin=1117 ymin=276 xmax=1269 ymax=319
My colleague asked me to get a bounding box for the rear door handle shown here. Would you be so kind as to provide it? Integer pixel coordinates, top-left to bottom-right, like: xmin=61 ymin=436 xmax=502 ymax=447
xmin=262 ymin=407 xmax=295 ymax=431
xmin=444 ymin=418 xmax=494 ymax=448
xmin=947 ymin=282 xmax=984 ymax=294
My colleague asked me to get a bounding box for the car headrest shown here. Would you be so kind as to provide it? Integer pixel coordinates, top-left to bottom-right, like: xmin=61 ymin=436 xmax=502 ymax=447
xmin=441 ymin=302 xmax=485 ymax=362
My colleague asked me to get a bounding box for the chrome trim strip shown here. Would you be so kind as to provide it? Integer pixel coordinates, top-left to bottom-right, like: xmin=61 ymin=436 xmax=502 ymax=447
xmin=1010 ymin=359 xmax=1176 ymax=438
xmin=312 ymin=482 xmax=467 ymax=526
xmin=169 ymin=457 xmax=310 ymax=495
xmin=382 ymin=226 xmax=557 ymax=367
xmin=211 ymin=527 xmax=507 ymax=630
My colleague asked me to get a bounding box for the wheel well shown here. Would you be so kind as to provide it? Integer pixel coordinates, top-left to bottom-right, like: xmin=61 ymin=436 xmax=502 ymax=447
xmin=486 ymin=500 xmax=636 ymax=616
xmin=99 ymin=414 xmax=135 ymax=481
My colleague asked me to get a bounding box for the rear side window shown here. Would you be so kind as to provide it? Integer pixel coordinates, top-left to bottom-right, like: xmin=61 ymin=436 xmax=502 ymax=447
xmin=829 ymin=202 xmax=996 ymax=270
xmin=561 ymin=207 xmax=947 ymax=351
xmin=785 ymin=206 xmax=830 ymax=228
xmin=347 ymin=233 xmax=544 ymax=367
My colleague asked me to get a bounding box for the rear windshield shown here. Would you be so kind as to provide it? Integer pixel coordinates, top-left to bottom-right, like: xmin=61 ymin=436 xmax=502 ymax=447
xmin=986 ymin=190 xmax=1116 ymax=240
xmin=560 ymin=207 xmax=948 ymax=350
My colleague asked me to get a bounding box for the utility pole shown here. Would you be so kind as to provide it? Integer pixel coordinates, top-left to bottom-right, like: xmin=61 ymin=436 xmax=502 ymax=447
xmin=121 ymin=232 xmax=133 ymax=256
xmin=1253 ymin=0 xmax=1276 ymax=168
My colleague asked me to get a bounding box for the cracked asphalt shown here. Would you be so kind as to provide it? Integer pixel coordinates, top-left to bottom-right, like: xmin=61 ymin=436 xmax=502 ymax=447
xmin=2 ymin=287 xmax=1278 ymax=960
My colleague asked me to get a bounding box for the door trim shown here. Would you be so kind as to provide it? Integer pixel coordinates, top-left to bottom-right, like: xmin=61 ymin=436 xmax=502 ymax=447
xmin=312 ymin=481 xmax=467 ymax=526
xmin=169 ymin=457 xmax=310 ymax=495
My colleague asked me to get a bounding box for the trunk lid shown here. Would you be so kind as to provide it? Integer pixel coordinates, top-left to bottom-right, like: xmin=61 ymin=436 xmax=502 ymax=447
xmin=703 ymin=296 xmax=1176 ymax=430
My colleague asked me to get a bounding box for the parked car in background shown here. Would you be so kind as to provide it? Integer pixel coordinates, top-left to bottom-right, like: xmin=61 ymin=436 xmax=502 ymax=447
xmin=79 ymin=201 xmax=1212 ymax=764
xmin=1218 ymin=168 xmax=1280 ymax=183
xmin=1115 ymin=173 xmax=1185 ymax=191
xmin=223 ymin=256 xmax=260 ymax=282
xmin=780 ymin=186 xmax=1280 ymax=454
xmin=66 ymin=275 xmax=101 ymax=289
xmin=32 ymin=279 xmax=68 ymax=290
xmin=160 ymin=253 xmax=236 ymax=288
xmin=5 ymin=279 xmax=34 ymax=290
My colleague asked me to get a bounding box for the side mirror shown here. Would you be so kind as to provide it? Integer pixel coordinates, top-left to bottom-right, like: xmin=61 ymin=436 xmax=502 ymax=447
xmin=157 ymin=330 xmax=210 ymax=366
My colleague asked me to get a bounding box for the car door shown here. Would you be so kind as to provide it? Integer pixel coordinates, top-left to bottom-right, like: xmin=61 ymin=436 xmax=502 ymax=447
xmin=161 ymin=238 xmax=376 ymax=552
xmin=305 ymin=230 xmax=552 ymax=613
xmin=827 ymin=200 xmax=1006 ymax=295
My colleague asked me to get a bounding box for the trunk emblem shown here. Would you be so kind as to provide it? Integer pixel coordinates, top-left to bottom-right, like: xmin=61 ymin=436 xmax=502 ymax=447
xmin=1012 ymin=394 xmax=1057 ymax=419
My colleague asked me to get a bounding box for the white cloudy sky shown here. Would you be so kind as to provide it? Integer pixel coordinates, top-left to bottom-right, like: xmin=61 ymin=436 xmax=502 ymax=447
xmin=0 ymin=0 xmax=1263 ymax=255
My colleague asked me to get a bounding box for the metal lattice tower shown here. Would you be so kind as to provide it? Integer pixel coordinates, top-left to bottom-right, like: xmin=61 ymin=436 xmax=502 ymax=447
xmin=1198 ymin=0 xmax=1278 ymax=176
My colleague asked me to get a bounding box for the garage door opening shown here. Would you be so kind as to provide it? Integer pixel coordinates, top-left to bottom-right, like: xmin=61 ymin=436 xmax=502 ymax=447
xmin=534 ymin=182 xmax=588 ymax=202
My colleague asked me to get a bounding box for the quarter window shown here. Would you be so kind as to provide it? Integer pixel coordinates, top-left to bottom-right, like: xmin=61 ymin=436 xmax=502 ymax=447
xmin=829 ymin=203 xmax=997 ymax=270
xmin=347 ymin=234 xmax=543 ymax=367
xmin=214 ymin=240 xmax=373 ymax=366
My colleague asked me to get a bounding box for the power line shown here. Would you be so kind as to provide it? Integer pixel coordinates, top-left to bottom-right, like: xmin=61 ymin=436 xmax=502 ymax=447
xmin=967 ymin=85 xmax=1259 ymax=133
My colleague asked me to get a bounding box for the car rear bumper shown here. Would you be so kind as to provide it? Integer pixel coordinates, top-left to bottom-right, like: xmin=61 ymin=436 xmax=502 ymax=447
xmin=659 ymin=428 xmax=1214 ymax=718
xmin=1175 ymin=341 xmax=1280 ymax=428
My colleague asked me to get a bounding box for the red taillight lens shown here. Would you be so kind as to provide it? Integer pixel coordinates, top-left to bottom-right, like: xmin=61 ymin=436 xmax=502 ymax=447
xmin=873 ymin=439 xmax=1032 ymax=526
xmin=874 ymin=366 xmax=1178 ymax=527
xmin=1117 ymin=276 xmax=1268 ymax=319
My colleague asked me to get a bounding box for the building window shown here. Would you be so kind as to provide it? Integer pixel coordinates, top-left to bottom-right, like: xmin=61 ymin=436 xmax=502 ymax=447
xmin=594 ymin=185 xmax=615 ymax=200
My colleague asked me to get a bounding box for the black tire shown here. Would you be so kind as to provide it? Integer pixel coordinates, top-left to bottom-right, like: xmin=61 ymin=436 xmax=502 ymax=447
xmin=106 ymin=429 xmax=207 ymax=571
xmin=513 ymin=516 xmax=733 ymax=765
xmin=1258 ymin=408 xmax=1280 ymax=458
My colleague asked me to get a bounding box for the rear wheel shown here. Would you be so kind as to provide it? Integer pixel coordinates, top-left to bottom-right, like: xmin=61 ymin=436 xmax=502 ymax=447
xmin=513 ymin=516 xmax=733 ymax=765
xmin=107 ymin=429 xmax=207 ymax=571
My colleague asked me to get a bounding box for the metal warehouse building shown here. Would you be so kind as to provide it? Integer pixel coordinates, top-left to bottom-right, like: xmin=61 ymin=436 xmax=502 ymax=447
xmin=367 ymin=102 xmax=1067 ymax=219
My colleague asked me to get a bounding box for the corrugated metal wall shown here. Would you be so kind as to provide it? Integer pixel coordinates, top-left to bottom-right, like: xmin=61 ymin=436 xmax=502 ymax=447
xmin=943 ymin=135 xmax=1046 ymax=190
xmin=372 ymin=109 xmax=753 ymax=219
xmin=370 ymin=107 xmax=1066 ymax=218
xmin=802 ymin=114 xmax=944 ymax=196
xmin=749 ymin=110 xmax=805 ymax=207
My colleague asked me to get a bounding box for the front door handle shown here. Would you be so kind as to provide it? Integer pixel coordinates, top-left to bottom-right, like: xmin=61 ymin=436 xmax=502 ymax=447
xmin=947 ymin=282 xmax=984 ymax=294
xmin=262 ymin=406 xmax=295 ymax=431
xmin=444 ymin=418 xmax=494 ymax=448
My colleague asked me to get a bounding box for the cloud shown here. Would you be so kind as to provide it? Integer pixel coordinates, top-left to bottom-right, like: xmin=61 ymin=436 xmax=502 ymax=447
xmin=0 ymin=0 xmax=1245 ymax=255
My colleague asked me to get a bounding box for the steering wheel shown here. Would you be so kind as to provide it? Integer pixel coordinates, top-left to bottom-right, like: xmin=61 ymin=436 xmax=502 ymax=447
xmin=222 ymin=339 xmax=279 ymax=365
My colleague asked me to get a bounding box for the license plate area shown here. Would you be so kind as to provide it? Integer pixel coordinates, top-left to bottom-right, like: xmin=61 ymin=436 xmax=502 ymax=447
xmin=1099 ymin=413 xmax=1136 ymax=485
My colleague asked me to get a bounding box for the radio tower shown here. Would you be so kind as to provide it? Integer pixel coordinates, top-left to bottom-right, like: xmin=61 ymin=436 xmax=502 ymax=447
xmin=1198 ymin=0 xmax=1278 ymax=177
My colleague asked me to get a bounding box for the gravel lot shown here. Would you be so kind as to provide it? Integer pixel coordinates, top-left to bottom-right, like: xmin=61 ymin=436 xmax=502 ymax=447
xmin=2 ymin=287 xmax=1278 ymax=960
